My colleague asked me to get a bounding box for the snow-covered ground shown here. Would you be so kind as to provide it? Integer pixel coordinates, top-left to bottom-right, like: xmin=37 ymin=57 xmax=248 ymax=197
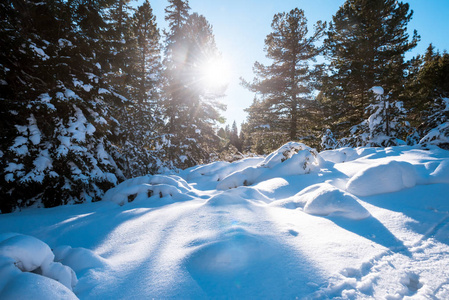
xmin=1 ymin=143 xmax=449 ymax=299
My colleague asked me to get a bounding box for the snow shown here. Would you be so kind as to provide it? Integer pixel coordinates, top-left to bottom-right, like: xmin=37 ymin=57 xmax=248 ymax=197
xmin=0 ymin=234 xmax=78 ymax=298
xmin=216 ymin=142 xmax=322 ymax=189
xmin=346 ymin=160 xmax=417 ymax=196
xmin=29 ymin=44 xmax=49 ymax=61
xmin=371 ymin=86 xmax=384 ymax=95
xmin=1 ymin=144 xmax=449 ymax=299
xmin=277 ymin=183 xmax=371 ymax=220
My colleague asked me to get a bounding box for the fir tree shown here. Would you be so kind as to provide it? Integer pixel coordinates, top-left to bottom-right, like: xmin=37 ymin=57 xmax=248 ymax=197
xmin=242 ymin=8 xmax=325 ymax=153
xmin=118 ymin=0 xmax=166 ymax=177
xmin=162 ymin=5 xmax=226 ymax=168
xmin=344 ymin=86 xmax=409 ymax=147
xmin=0 ymin=0 xmax=126 ymax=212
xmin=405 ymin=45 xmax=449 ymax=132
xmin=322 ymin=0 xmax=419 ymax=137
xmin=230 ymin=121 xmax=242 ymax=151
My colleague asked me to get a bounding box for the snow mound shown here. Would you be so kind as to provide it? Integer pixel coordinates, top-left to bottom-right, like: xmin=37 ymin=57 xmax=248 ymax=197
xmin=185 ymin=157 xmax=263 ymax=182
xmin=281 ymin=183 xmax=370 ymax=220
xmin=53 ymin=245 xmax=107 ymax=273
xmin=103 ymin=174 xmax=193 ymax=205
xmin=346 ymin=161 xmax=417 ymax=196
xmin=205 ymin=192 xmax=250 ymax=207
xmin=320 ymin=147 xmax=378 ymax=163
xmin=217 ymin=142 xmax=322 ymax=190
xmin=429 ymin=159 xmax=449 ymax=184
xmin=0 ymin=272 xmax=78 ymax=300
xmin=0 ymin=234 xmax=78 ymax=299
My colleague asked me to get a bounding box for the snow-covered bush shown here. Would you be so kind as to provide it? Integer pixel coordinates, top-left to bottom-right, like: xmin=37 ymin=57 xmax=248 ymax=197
xmin=343 ymin=87 xmax=409 ymax=147
xmin=321 ymin=129 xmax=339 ymax=150
xmin=0 ymin=233 xmax=78 ymax=298
xmin=217 ymin=142 xmax=323 ymax=190
xmin=419 ymin=97 xmax=449 ymax=149
xmin=103 ymin=174 xmax=194 ymax=206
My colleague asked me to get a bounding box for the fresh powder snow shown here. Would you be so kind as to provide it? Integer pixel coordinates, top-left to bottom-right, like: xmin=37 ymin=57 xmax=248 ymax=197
xmin=1 ymin=143 xmax=449 ymax=299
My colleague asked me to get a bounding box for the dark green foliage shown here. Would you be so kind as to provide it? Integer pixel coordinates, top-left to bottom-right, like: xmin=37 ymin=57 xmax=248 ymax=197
xmin=321 ymin=0 xmax=419 ymax=137
xmin=405 ymin=44 xmax=449 ymax=130
xmin=242 ymin=8 xmax=325 ymax=153
xmin=0 ymin=0 xmax=125 ymax=212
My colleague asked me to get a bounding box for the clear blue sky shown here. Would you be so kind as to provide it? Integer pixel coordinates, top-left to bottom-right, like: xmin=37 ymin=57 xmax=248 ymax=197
xmin=144 ymin=0 xmax=449 ymax=129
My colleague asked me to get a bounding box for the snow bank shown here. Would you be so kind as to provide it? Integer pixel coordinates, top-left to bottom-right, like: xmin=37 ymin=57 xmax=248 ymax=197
xmin=217 ymin=142 xmax=322 ymax=190
xmin=103 ymin=174 xmax=193 ymax=205
xmin=0 ymin=234 xmax=78 ymax=299
xmin=320 ymin=147 xmax=378 ymax=163
xmin=346 ymin=161 xmax=417 ymax=196
xmin=53 ymin=245 xmax=107 ymax=273
xmin=185 ymin=157 xmax=263 ymax=183
xmin=279 ymin=183 xmax=370 ymax=220
xmin=1 ymin=146 xmax=449 ymax=299
xmin=429 ymin=159 xmax=449 ymax=184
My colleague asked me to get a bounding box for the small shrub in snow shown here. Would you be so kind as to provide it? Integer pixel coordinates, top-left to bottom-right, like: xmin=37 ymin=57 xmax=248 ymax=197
xmin=419 ymin=97 xmax=449 ymax=149
xmin=217 ymin=142 xmax=322 ymax=190
xmin=103 ymin=174 xmax=193 ymax=206
xmin=321 ymin=129 xmax=339 ymax=150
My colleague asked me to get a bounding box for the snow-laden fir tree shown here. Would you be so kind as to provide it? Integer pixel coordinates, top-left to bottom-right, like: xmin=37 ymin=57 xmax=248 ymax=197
xmin=405 ymin=44 xmax=449 ymax=148
xmin=0 ymin=0 xmax=127 ymax=213
xmin=419 ymin=97 xmax=449 ymax=149
xmin=344 ymin=86 xmax=409 ymax=147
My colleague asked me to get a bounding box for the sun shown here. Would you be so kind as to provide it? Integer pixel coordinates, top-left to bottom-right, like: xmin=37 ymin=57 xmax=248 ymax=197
xmin=199 ymin=57 xmax=232 ymax=90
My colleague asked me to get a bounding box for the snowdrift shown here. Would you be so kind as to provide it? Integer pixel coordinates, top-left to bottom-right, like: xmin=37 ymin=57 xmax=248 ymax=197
xmin=277 ymin=182 xmax=371 ymax=220
xmin=1 ymin=142 xmax=449 ymax=299
xmin=216 ymin=142 xmax=322 ymax=190
xmin=0 ymin=233 xmax=78 ymax=299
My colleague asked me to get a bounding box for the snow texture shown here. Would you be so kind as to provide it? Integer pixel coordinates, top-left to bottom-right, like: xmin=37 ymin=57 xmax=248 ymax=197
xmin=346 ymin=160 xmax=417 ymax=196
xmin=0 ymin=234 xmax=78 ymax=299
xmin=217 ymin=142 xmax=322 ymax=190
xmin=1 ymin=143 xmax=449 ymax=299
xmin=281 ymin=183 xmax=371 ymax=220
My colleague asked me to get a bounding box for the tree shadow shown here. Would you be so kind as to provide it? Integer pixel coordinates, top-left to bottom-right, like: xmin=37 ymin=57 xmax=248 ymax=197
xmin=358 ymin=183 xmax=449 ymax=247
xmin=328 ymin=215 xmax=412 ymax=257
xmin=184 ymin=229 xmax=327 ymax=299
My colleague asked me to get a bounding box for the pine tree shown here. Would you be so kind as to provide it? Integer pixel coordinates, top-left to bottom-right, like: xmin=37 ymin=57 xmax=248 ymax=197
xmin=230 ymin=121 xmax=242 ymax=151
xmin=0 ymin=0 xmax=126 ymax=212
xmin=162 ymin=3 xmax=226 ymax=168
xmin=407 ymin=46 xmax=449 ymax=148
xmin=322 ymin=0 xmax=419 ymax=137
xmin=419 ymin=97 xmax=449 ymax=149
xmin=117 ymin=0 xmax=166 ymax=177
xmin=405 ymin=45 xmax=449 ymax=131
xmin=242 ymin=8 xmax=325 ymax=153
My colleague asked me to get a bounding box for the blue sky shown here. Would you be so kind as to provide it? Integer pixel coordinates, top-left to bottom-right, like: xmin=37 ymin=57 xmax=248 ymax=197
xmin=145 ymin=0 xmax=449 ymax=129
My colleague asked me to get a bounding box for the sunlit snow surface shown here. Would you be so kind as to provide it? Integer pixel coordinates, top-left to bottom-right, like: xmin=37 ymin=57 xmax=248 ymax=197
xmin=1 ymin=143 xmax=449 ymax=299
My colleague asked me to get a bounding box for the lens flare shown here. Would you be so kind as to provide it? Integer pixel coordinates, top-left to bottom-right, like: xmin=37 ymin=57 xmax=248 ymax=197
xmin=200 ymin=57 xmax=232 ymax=90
